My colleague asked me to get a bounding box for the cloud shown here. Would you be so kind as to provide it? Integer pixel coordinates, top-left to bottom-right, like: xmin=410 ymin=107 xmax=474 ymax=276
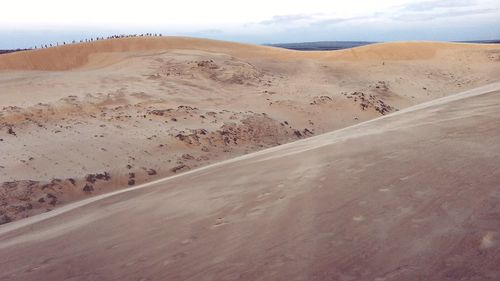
xmin=256 ymin=13 xmax=374 ymax=28
xmin=389 ymin=0 xmax=499 ymax=21
xmin=259 ymin=14 xmax=317 ymax=25
xmin=400 ymin=0 xmax=475 ymax=12
xmin=390 ymin=7 xmax=498 ymax=21
xmin=233 ymin=0 xmax=500 ymax=44
xmin=255 ymin=0 xmax=499 ymax=28
xmin=313 ymin=15 xmax=376 ymax=26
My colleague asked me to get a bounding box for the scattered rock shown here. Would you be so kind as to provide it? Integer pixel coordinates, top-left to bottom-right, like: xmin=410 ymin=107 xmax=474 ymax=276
xmin=86 ymin=174 xmax=97 ymax=183
xmin=86 ymin=172 xmax=111 ymax=183
xmin=303 ymin=128 xmax=314 ymax=135
xmin=46 ymin=193 xmax=57 ymax=206
xmin=83 ymin=184 xmax=94 ymax=193
xmin=310 ymin=96 xmax=333 ymax=105
xmin=7 ymin=127 xmax=16 ymax=136
xmin=171 ymin=164 xmax=187 ymax=173
xmin=344 ymin=91 xmax=396 ymax=115
xmin=182 ymin=154 xmax=195 ymax=160
xmin=95 ymin=172 xmax=111 ymax=181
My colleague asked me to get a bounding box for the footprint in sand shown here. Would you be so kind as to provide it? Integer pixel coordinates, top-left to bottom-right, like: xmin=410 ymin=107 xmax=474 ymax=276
xmin=211 ymin=217 xmax=229 ymax=228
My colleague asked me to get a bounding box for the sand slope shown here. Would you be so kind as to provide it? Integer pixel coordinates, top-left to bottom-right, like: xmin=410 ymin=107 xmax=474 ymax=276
xmin=1 ymin=37 xmax=499 ymax=224
xmin=1 ymin=83 xmax=499 ymax=280
xmin=0 ymin=37 xmax=280 ymax=71
xmin=0 ymin=37 xmax=498 ymax=71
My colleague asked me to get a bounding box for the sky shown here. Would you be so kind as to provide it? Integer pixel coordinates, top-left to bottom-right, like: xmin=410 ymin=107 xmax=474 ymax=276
xmin=1 ymin=0 xmax=499 ymax=49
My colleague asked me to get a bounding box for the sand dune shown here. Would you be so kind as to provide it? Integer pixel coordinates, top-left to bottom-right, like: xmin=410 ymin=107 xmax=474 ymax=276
xmin=1 ymin=82 xmax=499 ymax=280
xmin=0 ymin=37 xmax=283 ymax=70
xmin=0 ymin=37 xmax=498 ymax=71
xmin=1 ymin=37 xmax=499 ymax=224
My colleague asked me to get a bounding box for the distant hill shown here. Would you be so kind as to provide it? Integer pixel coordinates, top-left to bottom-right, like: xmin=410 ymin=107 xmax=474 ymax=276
xmin=267 ymin=40 xmax=500 ymax=51
xmin=266 ymin=41 xmax=376 ymax=51
xmin=0 ymin=49 xmax=31 ymax=55
xmin=458 ymin=40 xmax=500 ymax=44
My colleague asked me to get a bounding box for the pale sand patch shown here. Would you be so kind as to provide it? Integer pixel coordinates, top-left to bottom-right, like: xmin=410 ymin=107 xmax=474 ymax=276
xmin=353 ymin=215 xmax=365 ymax=222
xmin=480 ymin=232 xmax=495 ymax=249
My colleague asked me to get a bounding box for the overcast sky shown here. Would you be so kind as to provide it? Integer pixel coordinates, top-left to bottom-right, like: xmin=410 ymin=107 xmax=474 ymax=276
xmin=1 ymin=0 xmax=499 ymax=49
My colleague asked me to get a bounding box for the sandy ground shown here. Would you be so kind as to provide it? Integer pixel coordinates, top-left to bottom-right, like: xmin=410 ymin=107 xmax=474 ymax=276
xmin=0 ymin=82 xmax=499 ymax=280
xmin=0 ymin=37 xmax=499 ymax=224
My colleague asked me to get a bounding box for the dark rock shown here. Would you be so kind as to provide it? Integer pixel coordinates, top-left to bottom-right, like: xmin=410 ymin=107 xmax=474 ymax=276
xmin=83 ymin=184 xmax=94 ymax=193
xmin=181 ymin=154 xmax=195 ymax=160
xmin=46 ymin=193 xmax=57 ymax=205
xmin=96 ymin=172 xmax=111 ymax=181
xmin=86 ymin=174 xmax=97 ymax=183
xmin=171 ymin=164 xmax=187 ymax=173
xmin=7 ymin=127 xmax=16 ymax=136
xmin=303 ymin=128 xmax=314 ymax=135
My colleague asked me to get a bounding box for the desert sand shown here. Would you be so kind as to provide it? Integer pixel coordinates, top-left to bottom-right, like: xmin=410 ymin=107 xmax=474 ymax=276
xmin=1 ymin=37 xmax=499 ymax=224
xmin=0 ymin=80 xmax=499 ymax=280
xmin=0 ymin=36 xmax=499 ymax=280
